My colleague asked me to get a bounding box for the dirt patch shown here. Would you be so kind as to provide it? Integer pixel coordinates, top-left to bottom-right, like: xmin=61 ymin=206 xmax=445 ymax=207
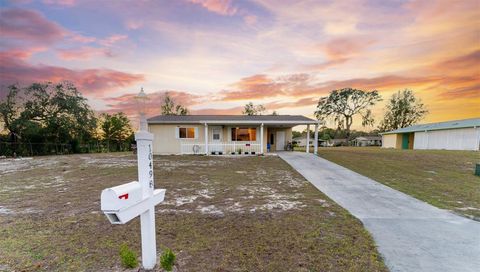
xmin=0 ymin=153 xmax=387 ymax=272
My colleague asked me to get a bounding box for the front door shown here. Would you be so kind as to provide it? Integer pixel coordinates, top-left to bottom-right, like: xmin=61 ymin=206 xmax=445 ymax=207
xmin=276 ymin=131 xmax=285 ymax=151
xmin=211 ymin=126 xmax=222 ymax=152
xmin=402 ymin=133 xmax=409 ymax=149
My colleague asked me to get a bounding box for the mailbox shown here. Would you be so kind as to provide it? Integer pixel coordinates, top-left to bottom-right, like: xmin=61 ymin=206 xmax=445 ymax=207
xmin=101 ymin=181 xmax=143 ymax=224
xmin=101 ymin=181 xmax=142 ymax=211
xmin=101 ymin=181 xmax=165 ymax=224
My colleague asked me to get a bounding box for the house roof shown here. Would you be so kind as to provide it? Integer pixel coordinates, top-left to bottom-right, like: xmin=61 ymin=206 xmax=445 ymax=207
xmin=381 ymin=118 xmax=480 ymax=135
xmin=147 ymin=115 xmax=317 ymax=125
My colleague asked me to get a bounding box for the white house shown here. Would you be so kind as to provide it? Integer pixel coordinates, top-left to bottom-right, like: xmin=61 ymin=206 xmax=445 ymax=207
xmin=353 ymin=136 xmax=382 ymax=147
xmin=381 ymin=118 xmax=480 ymax=151
xmin=147 ymin=115 xmax=319 ymax=155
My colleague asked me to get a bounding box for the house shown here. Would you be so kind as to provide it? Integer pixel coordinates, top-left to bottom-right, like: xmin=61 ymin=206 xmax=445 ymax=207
xmin=293 ymin=136 xmax=326 ymax=147
xmin=352 ymin=136 xmax=382 ymax=147
xmin=292 ymin=136 xmax=312 ymax=147
xmin=381 ymin=118 xmax=480 ymax=151
xmin=326 ymin=138 xmax=348 ymax=147
xmin=147 ymin=115 xmax=319 ymax=155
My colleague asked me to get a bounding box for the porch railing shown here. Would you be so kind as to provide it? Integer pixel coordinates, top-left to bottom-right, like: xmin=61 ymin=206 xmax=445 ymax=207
xmin=180 ymin=141 xmax=261 ymax=155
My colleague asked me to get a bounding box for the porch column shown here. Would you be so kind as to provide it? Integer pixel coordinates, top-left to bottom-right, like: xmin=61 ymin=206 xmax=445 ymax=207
xmin=306 ymin=124 xmax=310 ymax=153
xmin=314 ymin=123 xmax=319 ymax=155
xmin=204 ymin=123 xmax=208 ymax=155
xmin=260 ymin=123 xmax=264 ymax=154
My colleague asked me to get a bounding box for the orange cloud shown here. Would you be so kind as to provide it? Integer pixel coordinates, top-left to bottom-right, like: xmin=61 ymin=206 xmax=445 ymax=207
xmin=265 ymin=97 xmax=318 ymax=110
xmin=221 ymin=74 xmax=316 ymax=101
xmin=304 ymin=36 xmax=375 ymax=71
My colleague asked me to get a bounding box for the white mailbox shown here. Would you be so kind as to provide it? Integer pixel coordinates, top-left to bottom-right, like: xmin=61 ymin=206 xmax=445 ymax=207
xmin=101 ymin=181 xmax=143 ymax=212
xmin=101 ymin=181 xmax=165 ymax=225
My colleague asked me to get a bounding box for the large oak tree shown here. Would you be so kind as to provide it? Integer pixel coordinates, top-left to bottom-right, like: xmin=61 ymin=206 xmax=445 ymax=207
xmin=315 ymin=88 xmax=381 ymax=139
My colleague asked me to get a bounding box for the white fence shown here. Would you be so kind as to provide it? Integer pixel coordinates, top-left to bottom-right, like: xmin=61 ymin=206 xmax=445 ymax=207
xmin=181 ymin=141 xmax=261 ymax=155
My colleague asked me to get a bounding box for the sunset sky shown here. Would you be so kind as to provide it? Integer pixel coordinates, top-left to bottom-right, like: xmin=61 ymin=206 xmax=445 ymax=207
xmin=0 ymin=0 xmax=479 ymax=130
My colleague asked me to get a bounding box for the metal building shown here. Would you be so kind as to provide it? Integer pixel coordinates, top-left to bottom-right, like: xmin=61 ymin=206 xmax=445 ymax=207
xmin=381 ymin=118 xmax=480 ymax=151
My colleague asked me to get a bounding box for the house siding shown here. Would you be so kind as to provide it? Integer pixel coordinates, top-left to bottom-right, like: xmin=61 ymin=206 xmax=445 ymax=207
xmin=149 ymin=123 xmax=205 ymax=155
xmin=414 ymin=127 xmax=479 ymax=151
xmin=382 ymin=134 xmax=401 ymax=149
xmin=148 ymin=123 xmax=292 ymax=154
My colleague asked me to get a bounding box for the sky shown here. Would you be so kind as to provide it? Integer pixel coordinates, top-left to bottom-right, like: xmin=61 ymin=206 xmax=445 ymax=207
xmin=0 ymin=0 xmax=479 ymax=130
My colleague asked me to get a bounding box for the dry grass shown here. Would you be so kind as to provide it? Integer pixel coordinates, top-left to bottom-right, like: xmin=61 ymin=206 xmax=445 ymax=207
xmin=0 ymin=153 xmax=387 ymax=271
xmin=317 ymin=147 xmax=480 ymax=220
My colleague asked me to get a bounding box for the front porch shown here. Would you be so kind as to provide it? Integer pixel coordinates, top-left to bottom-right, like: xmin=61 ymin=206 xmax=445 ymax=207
xmin=181 ymin=141 xmax=262 ymax=155
xmin=179 ymin=121 xmax=320 ymax=155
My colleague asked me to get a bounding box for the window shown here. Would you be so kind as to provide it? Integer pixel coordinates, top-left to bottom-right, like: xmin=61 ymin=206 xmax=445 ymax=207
xmin=231 ymin=128 xmax=256 ymax=141
xmin=212 ymin=127 xmax=221 ymax=140
xmin=179 ymin=127 xmax=195 ymax=139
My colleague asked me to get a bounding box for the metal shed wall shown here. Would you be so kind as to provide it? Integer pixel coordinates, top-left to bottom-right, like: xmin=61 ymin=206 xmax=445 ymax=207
xmin=413 ymin=127 xmax=480 ymax=151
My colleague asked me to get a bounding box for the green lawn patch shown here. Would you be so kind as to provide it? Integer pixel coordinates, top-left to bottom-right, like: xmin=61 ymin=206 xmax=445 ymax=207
xmin=317 ymin=147 xmax=480 ymax=220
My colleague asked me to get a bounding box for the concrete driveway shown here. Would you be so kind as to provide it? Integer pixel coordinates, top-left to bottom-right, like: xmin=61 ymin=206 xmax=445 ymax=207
xmin=278 ymin=152 xmax=480 ymax=272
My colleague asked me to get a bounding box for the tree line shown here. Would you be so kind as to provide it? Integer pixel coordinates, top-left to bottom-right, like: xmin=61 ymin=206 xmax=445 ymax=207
xmin=0 ymin=82 xmax=134 ymax=156
xmin=1 ymin=81 xmax=428 ymax=156
xmin=241 ymin=88 xmax=428 ymax=140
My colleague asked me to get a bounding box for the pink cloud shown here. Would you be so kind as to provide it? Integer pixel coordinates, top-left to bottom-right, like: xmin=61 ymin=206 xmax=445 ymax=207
xmin=243 ymin=15 xmax=257 ymax=25
xmin=0 ymin=8 xmax=65 ymax=45
xmin=188 ymin=0 xmax=237 ymax=16
xmin=57 ymin=46 xmax=113 ymax=60
xmin=42 ymin=0 xmax=76 ymax=6
xmin=125 ymin=19 xmax=144 ymax=30
xmin=70 ymin=33 xmax=96 ymax=43
xmin=104 ymin=90 xmax=203 ymax=117
xmin=0 ymin=50 xmax=144 ymax=96
xmin=191 ymin=106 xmax=243 ymax=115
xmin=99 ymin=34 xmax=128 ymax=46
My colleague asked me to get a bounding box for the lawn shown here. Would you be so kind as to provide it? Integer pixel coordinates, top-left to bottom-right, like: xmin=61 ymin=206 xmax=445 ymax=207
xmin=317 ymin=147 xmax=480 ymax=220
xmin=0 ymin=153 xmax=387 ymax=271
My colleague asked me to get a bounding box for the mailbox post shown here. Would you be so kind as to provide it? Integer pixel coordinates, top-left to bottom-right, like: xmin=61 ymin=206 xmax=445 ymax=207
xmin=101 ymin=88 xmax=165 ymax=270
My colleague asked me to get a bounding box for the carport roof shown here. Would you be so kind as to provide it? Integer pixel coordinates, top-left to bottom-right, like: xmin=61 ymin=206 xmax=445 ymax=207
xmin=381 ymin=118 xmax=480 ymax=134
xmin=147 ymin=115 xmax=317 ymax=125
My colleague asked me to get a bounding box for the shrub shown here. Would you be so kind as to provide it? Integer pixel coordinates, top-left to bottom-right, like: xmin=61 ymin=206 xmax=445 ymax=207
xmin=119 ymin=243 xmax=138 ymax=268
xmin=160 ymin=248 xmax=176 ymax=271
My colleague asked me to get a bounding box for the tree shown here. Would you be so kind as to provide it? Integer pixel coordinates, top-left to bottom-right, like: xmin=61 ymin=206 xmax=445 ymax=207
xmin=314 ymin=88 xmax=381 ymax=139
xmin=292 ymin=130 xmax=302 ymax=138
xmin=21 ymin=82 xmax=97 ymax=143
xmin=0 ymin=82 xmax=100 ymax=156
xmin=101 ymin=112 xmax=133 ymax=151
xmin=271 ymin=110 xmax=279 ymax=115
xmin=0 ymin=85 xmax=23 ymax=141
xmin=161 ymin=92 xmax=189 ymax=115
xmin=242 ymin=102 xmax=266 ymax=115
xmin=378 ymin=89 xmax=428 ymax=132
